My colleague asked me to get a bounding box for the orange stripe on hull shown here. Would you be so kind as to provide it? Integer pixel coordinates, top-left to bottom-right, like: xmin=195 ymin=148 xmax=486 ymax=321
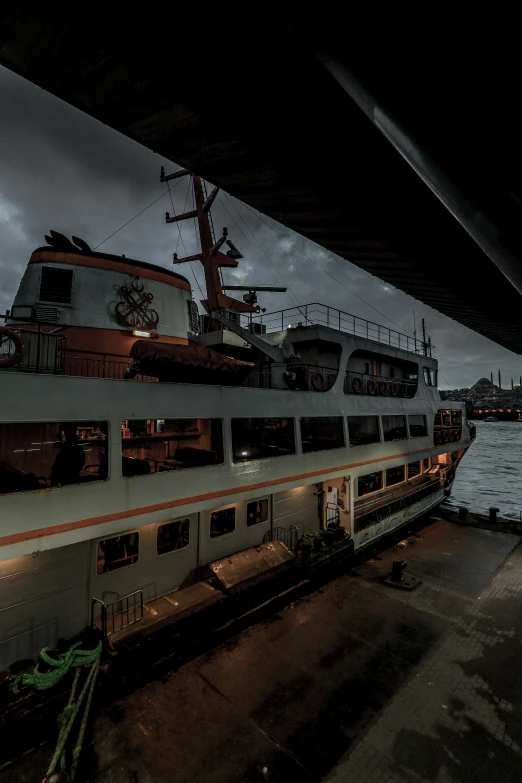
xmin=0 ymin=441 xmax=470 ymax=548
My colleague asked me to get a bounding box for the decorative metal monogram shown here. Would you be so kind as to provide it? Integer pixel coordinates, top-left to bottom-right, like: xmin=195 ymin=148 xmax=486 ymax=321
xmin=115 ymin=277 xmax=159 ymax=330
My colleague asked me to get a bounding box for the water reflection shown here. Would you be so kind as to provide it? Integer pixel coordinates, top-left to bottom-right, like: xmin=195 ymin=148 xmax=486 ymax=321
xmin=447 ymin=421 xmax=522 ymax=520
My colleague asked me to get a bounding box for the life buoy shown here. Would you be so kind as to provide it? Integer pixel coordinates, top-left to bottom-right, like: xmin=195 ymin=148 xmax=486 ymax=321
xmin=352 ymin=377 xmax=363 ymax=394
xmin=434 ymin=430 xmax=442 ymax=445
xmin=390 ymin=381 xmax=400 ymax=397
xmin=310 ymin=370 xmax=325 ymax=392
xmin=378 ymin=380 xmax=388 ymax=396
xmin=367 ymin=378 xmax=377 ymax=395
xmin=450 ymin=429 xmax=457 ymax=442
xmin=444 ymin=430 xmax=450 ymax=443
xmin=401 ymin=381 xmax=412 ymax=397
xmin=0 ymin=328 xmax=24 ymax=367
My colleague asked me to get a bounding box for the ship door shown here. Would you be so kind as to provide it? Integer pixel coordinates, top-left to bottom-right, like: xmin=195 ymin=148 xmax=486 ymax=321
xmin=326 ymin=485 xmax=339 ymax=528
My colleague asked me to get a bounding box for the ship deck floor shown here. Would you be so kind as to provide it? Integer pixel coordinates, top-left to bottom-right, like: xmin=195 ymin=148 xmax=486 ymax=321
xmin=4 ymin=514 xmax=521 ymax=783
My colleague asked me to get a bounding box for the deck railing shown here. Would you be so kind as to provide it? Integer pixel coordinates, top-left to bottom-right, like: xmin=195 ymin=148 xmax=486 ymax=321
xmin=243 ymin=303 xmax=434 ymax=357
xmin=91 ymin=590 xmax=144 ymax=638
xmin=354 ymin=480 xmax=442 ymax=533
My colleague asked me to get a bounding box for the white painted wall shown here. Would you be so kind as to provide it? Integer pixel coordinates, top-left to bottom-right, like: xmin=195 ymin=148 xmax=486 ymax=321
xmin=12 ymin=260 xmax=194 ymax=338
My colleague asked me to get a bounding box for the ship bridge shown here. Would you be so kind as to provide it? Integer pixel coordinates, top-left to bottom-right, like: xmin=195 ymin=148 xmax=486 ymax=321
xmin=1 ymin=11 xmax=521 ymax=353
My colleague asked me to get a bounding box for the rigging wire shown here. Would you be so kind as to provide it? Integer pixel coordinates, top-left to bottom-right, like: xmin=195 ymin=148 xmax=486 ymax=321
xmin=218 ymin=193 xmax=311 ymax=320
xmin=93 ymin=187 xmax=180 ymax=249
xmin=238 ymin=199 xmax=421 ymax=339
xmin=231 ymin=196 xmax=450 ymax=376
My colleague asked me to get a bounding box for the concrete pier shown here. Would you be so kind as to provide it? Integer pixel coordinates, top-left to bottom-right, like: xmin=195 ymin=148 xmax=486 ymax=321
xmin=1 ymin=516 xmax=521 ymax=783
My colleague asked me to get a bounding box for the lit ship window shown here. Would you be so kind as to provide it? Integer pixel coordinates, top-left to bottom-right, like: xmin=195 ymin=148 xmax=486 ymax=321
xmin=386 ymin=465 xmax=405 ymax=486
xmin=300 ymin=417 xmax=345 ymax=453
xmin=121 ymin=418 xmax=224 ymax=476
xmin=408 ymin=415 xmax=428 ymax=437
xmin=357 ymin=470 xmax=383 ymax=496
xmin=0 ymin=420 xmax=108 ymax=496
xmin=231 ymin=418 xmax=295 ymax=462
xmin=382 ymin=415 xmax=407 ymax=442
xmin=247 ymin=498 xmax=269 ymax=526
xmin=157 ymin=519 xmax=190 ymax=555
xmin=39 ymin=266 xmax=73 ymax=304
xmin=348 ymin=416 xmax=380 ymax=446
xmin=408 ymin=461 xmax=421 ymax=478
xmin=97 ymin=532 xmax=139 ymax=574
xmin=210 ymin=507 xmax=236 ymax=538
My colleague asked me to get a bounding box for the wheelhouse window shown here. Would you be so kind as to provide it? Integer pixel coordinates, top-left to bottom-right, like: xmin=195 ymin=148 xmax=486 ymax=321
xmin=423 ymin=367 xmax=438 ymax=386
xmin=434 ymin=410 xmax=442 ymax=427
xmin=121 ymin=418 xmax=224 ymax=477
xmin=300 ymin=416 xmax=344 ymax=453
xmin=231 ymin=418 xmax=295 ymax=462
xmin=210 ymin=507 xmax=236 ymax=538
xmin=408 ymin=415 xmax=428 ymax=437
xmin=382 ymin=415 xmax=407 ymax=442
xmin=97 ymin=532 xmax=139 ymax=574
xmin=348 ymin=416 xmax=380 ymax=446
xmin=157 ymin=519 xmax=190 ymax=556
xmin=0 ymin=421 xmax=108 ymax=496
xmin=408 ymin=461 xmax=421 ymax=478
xmin=386 ymin=465 xmax=405 ymax=486
xmin=247 ymin=498 xmax=269 ymax=526
xmin=441 ymin=410 xmax=451 ymax=427
xmin=358 ymin=471 xmax=383 ymax=497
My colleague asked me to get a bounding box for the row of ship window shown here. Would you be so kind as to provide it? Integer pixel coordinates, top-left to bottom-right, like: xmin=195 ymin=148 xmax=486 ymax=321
xmin=97 ymin=499 xmax=269 ymax=575
xmin=357 ymin=458 xmax=431 ymax=498
xmin=96 ymin=456 xmax=432 ymax=576
xmin=0 ymin=415 xmax=430 ymax=495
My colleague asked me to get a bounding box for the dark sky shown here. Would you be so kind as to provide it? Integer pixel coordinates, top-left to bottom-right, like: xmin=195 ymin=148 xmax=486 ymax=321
xmin=1 ymin=65 xmax=520 ymax=389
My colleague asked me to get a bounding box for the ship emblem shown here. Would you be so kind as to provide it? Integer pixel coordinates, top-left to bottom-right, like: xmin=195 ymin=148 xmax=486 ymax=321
xmin=115 ymin=277 xmax=159 ymax=330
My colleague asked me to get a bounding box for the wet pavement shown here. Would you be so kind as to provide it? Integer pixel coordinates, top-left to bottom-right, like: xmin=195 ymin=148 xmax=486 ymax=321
xmin=1 ymin=516 xmax=520 ymax=783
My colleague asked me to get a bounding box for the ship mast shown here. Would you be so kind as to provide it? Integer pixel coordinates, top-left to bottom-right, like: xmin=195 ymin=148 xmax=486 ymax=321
xmin=161 ymin=167 xmax=257 ymax=319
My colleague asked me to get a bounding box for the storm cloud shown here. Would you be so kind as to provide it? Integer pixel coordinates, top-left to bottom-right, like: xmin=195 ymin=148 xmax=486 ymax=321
xmin=1 ymin=64 xmax=520 ymax=389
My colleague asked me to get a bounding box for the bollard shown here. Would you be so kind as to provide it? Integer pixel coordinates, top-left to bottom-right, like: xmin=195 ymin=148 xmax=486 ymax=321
xmin=300 ymin=538 xmax=312 ymax=562
xmin=313 ymin=534 xmax=323 ymax=553
xmin=391 ymin=560 xmax=407 ymax=581
xmin=489 ymin=507 xmax=500 ymax=524
xmin=458 ymin=507 xmax=468 ymax=521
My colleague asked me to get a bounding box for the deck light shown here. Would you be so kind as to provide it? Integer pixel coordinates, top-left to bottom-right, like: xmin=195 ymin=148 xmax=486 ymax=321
xmin=133 ymin=330 xmax=151 ymax=338
xmin=241 ymin=451 xmax=248 ymax=456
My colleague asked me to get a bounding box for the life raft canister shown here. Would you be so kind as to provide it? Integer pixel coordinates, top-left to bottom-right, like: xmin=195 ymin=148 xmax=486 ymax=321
xmin=352 ymin=377 xmax=363 ymax=394
xmin=0 ymin=327 xmax=24 ymax=367
xmin=310 ymin=370 xmax=325 ymax=392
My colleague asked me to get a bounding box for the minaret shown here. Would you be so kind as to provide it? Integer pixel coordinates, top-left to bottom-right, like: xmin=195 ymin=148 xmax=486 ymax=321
xmin=512 ymin=378 xmax=514 ymax=390
xmin=490 ymin=371 xmax=493 ymax=383
xmin=498 ymin=369 xmax=502 ymax=390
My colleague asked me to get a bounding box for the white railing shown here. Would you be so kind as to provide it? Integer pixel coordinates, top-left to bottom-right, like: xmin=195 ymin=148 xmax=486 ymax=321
xmin=241 ymin=303 xmax=434 ymax=357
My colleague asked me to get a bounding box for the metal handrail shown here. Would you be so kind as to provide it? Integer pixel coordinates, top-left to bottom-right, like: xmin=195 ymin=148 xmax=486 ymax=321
xmin=264 ymin=524 xmax=300 ymax=551
xmin=243 ymin=303 xmax=434 ymax=357
xmin=91 ymin=589 xmax=144 ymax=638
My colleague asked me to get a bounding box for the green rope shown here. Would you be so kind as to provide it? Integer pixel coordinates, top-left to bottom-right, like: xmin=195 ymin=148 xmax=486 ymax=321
xmin=10 ymin=640 xmax=102 ymax=694
xmin=10 ymin=641 xmax=102 ymax=782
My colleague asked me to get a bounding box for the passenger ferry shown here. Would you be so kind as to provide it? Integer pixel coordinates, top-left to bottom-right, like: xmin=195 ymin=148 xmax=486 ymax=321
xmin=0 ymin=169 xmax=475 ymax=670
